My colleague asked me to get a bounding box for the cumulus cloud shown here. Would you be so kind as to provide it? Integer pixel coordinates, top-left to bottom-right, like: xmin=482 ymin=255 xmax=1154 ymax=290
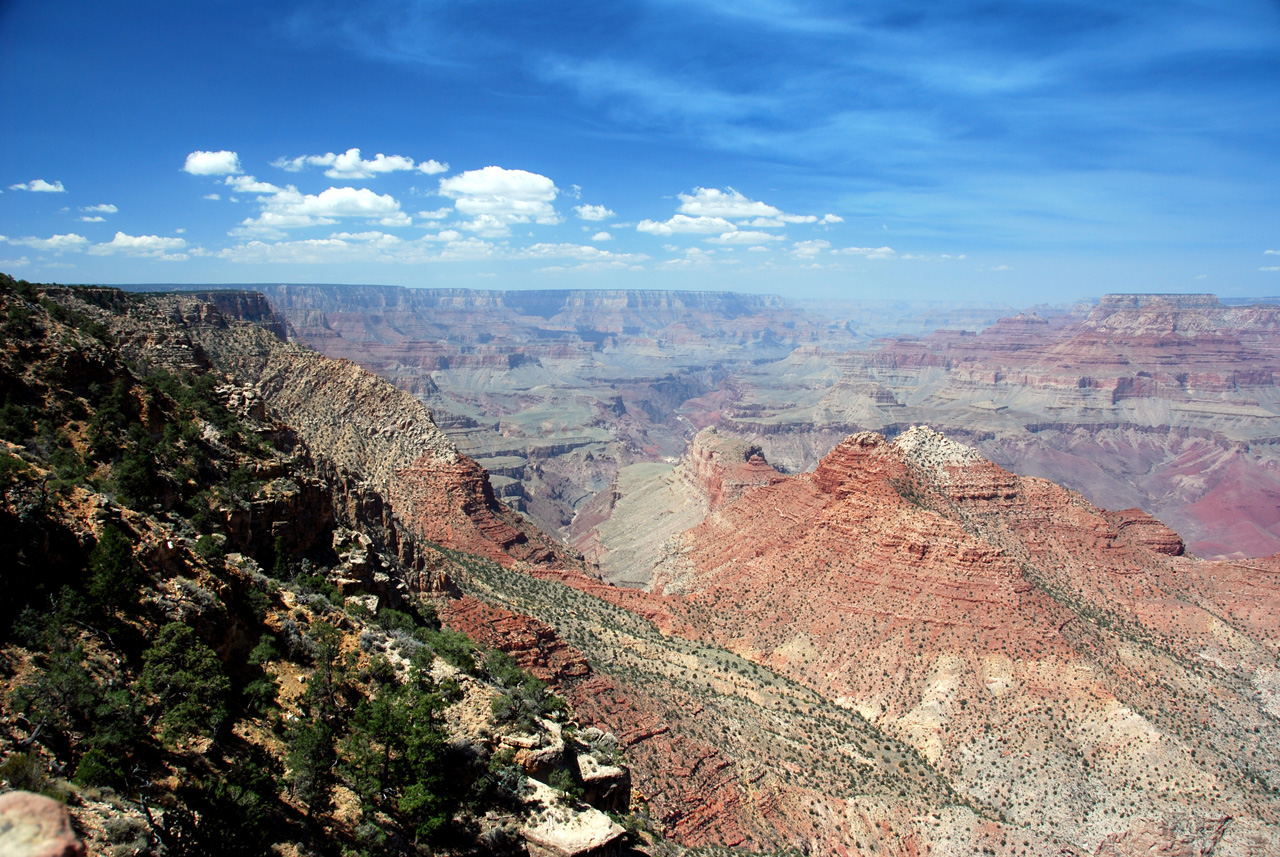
xmin=438 ymin=166 xmax=560 ymax=234
xmin=706 ymin=230 xmax=784 ymax=245
xmin=232 ymin=185 xmax=406 ymax=237
xmin=416 ymin=208 xmax=451 ymax=220
xmin=678 ymin=187 xmax=780 ymax=219
xmin=791 ymin=239 xmax=831 ymax=258
xmin=88 ymin=232 xmax=189 ymax=260
xmin=79 ymin=216 xmax=105 ymax=223
xmin=204 ymin=193 xmax=221 ymax=200
xmin=7 ymin=233 xmax=89 ymax=252
xmin=273 ymin=148 xmax=449 ymax=179
xmin=9 ymin=179 xmax=66 ymax=193
xmin=183 ymin=150 xmax=242 ymax=175
xmin=637 ymin=215 xmax=736 ymax=235
xmin=591 ymin=232 xmax=612 ymax=241
xmin=674 ymin=187 xmax=841 ymax=228
xmin=225 ymin=175 xmax=285 ymax=194
xmin=81 ymin=204 xmax=118 ymax=214
xmin=1266 ymin=250 xmax=1279 ymax=255
xmin=1262 ymin=266 xmax=1280 ymax=272
xmin=574 ymin=204 xmax=615 ymax=221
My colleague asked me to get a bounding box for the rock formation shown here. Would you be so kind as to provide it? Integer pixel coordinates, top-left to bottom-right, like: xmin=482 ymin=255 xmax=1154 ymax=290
xmin=48 ymin=283 xmax=1276 ymax=855
xmin=0 ymin=791 xmax=86 ymax=857
xmin=628 ymin=425 xmax=1280 ymax=853
xmin=707 ymin=294 xmax=1280 ymax=559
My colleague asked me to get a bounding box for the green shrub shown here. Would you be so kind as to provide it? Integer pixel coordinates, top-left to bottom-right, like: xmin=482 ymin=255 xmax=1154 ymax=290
xmin=140 ymin=622 xmax=231 ymax=743
xmin=73 ymin=747 xmax=125 ymax=789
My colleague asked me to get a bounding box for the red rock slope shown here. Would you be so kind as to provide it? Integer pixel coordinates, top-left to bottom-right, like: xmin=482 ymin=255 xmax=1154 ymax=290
xmin=649 ymin=426 xmax=1280 ymax=854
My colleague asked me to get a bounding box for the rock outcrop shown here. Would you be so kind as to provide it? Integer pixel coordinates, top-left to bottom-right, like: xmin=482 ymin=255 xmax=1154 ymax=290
xmin=705 ymin=294 xmax=1280 ymax=559
xmin=0 ymin=791 xmax=86 ymax=857
xmin=634 ymin=426 xmax=1280 ymax=854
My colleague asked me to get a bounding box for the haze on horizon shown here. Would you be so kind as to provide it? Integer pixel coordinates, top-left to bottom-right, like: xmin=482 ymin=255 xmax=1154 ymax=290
xmin=1 ymin=0 xmax=1278 ymax=305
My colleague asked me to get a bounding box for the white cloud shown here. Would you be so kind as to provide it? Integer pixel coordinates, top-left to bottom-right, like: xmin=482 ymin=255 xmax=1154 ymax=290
xmin=574 ymin=204 xmax=615 ymax=221
xmin=183 ymin=150 xmax=242 ymax=176
xmin=637 ymin=214 xmax=736 ymax=235
xmin=661 ymin=187 xmax=837 ymax=234
xmin=417 ymin=208 xmax=451 ymax=220
xmin=204 ymin=193 xmax=221 ymax=201
xmin=591 ymin=232 xmax=612 ymax=242
xmin=282 ymin=187 xmax=403 ymax=217
xmin=231 ymin=211 xmax=337 ymax=238
xmin=0 ymin=257 xmax=31 ymax=268
xmin=219 ymin=231 xmax=500 ymax=265
xmin=438 ymin=166 xmax=560 ymax=233
xmin=377 ymin=212 xmax=413 ymax=227
xmin=992 ymin=264 xmax=1010 ymax=271
xmin=678 ymin=187 xmax=780 ymax=219
xmin=225 ymin=175 xmax=285 ymax=194
xmin=834 ymin=245 xmax=896 ymax=259
xmin=8 ymin=233 xmax=89 ymax=252
xmin=1262 ymin=266 xmax=1280 ymax=272
xmin=81 ymin=204 xmax=118 ymax=214
xmin=232 ymin=185 xmax=406 ymax=238
xmin=515 ymin=243 xmax=647 ymax=263
xmin=706 ymin=230 xmax=784 ymax=245
xmin=791 ymin=239 xmax=831 ymax=258
xmin=79 ymin=216 xmax=105 ymax=223
xmin=659 ymin=247 xmax=717 ymax=268
xmin=89 ymin=232 xmax=189 ymax=260
xmin=1265 ymin=250 xmax=1279 ymax=255
xmin=8 ymin=179 xmax=66 ymax=193
xmin=273 ymin=147 xmax=449 ymax=179
xmin=423 ymin=229 xmax=463 ymax=242
xmin=747 ymin=246 xmax=770 ymax=252
xmin=454 ymin=214 xmax=521 ymax=238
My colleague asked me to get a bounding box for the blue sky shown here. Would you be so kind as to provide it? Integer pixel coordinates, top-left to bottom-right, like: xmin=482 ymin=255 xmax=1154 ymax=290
xmin=1 ymin=0 xmax=1278 ymax=303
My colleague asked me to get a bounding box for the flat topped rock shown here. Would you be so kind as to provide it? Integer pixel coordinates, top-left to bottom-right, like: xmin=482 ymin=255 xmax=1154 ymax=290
xmin=0 ymin=791 xmax=86 ymax=857
xmin=519 ymin=779 xmax=624 ymax=857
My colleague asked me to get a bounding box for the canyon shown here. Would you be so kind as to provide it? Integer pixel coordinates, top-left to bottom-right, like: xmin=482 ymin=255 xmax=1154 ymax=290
xmin=255 ymin=285 xmax=1280 ymax=562
xmin=194 ymin=287 xmax=1279 ymax=854
xmin=6 ymin=280 xmax=1276 ymax=856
